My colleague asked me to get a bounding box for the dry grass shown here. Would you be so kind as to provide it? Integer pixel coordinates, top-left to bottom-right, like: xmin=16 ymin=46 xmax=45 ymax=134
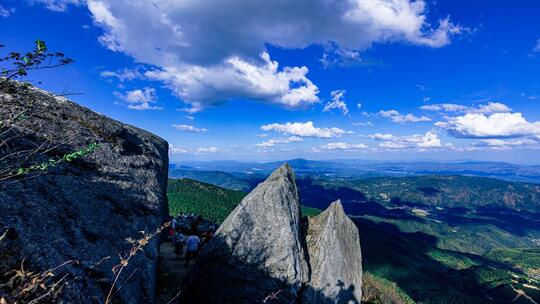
xmin=0 ymin=259 xmax=77 ymax=304
xmin=0 ymin=222 xmax=170 ymax=304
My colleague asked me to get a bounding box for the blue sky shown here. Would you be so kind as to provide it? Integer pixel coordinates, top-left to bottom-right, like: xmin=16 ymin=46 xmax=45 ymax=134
xmin=2 ymin=0 xmax=540 ymax=163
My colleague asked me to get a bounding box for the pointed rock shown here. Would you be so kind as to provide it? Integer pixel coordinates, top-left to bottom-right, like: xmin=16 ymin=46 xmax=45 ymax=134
xmin=303 ymin=200 xmax=363 ymax=303
xmin=181 ymin=163 xmax=309 ymax=303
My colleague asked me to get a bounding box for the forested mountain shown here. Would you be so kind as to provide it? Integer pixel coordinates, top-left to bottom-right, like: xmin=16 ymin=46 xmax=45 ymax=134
xmin=348 ymin=175 xmax=540 ymax=212
xmin=169 ymin=168 xmax=252 ymax=191
xmin=167 ymin=178 xmax=321 ymax=223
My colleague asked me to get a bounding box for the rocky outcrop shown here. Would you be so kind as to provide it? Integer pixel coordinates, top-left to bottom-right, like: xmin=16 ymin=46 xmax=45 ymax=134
xmin=0 ymin=82 xmax=169 ymax=303
xmin=303 ymin=200 xmax=362 ymax=303
xmin=181 ymin=164 xmax=362 ymax=304
xmin=181 ymin=164 xmax=309 ymax=303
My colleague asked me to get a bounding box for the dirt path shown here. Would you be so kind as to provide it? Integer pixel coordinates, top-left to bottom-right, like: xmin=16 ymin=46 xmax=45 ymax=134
xmin=156 ymin=241 xmax=194 ymax=304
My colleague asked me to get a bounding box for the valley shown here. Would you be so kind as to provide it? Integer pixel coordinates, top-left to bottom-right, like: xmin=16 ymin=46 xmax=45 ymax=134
xmin=168 ymin=159 xmax=540 ymax=303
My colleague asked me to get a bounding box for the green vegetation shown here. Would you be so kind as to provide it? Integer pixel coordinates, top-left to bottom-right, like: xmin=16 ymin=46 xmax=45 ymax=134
xmin=168 ymin=175 xmax=540 ymax=303
xmin=167 ymin=178 xmax=246 ymax=224
xmin=300 ymin=205 xmax=322 ymax=217
xmin=1 ymin=39 xmax=73 ymax=86
xmin=16 ymin=143 xmax=99 ymax=176
xmin=349 ymin=175 xmax=540 ymax=212
xmin=486 ymin=247 xmax=540 ymax=277
xmin=362 ymin=272 xmax=415 ymax=304
xmin=168 ymin=168 xmax=251 ymax=191
xmin=168 ymin=178 xmax=322 ymax=224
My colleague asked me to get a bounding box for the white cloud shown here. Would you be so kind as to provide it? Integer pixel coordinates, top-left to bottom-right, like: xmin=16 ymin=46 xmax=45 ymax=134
xmin=256 ymin=136 xmax=303 ymax=147
xmin=30 ymin=0 xmax=83 ymax=11
xmin=532 ymin=38 xmax=540 ymax=53
xmin=320 ymin=45 xmax=363 ymax=68
xmin=436 ymin=112 xmax=540 ymax=139
xmin=43 ymin=0 xmax=462 ymax=111
xmin=353 ymin=121 xmax=374 ymax=127
xmin=144 ymin=52 xmax=319 ymax=111
xmin=197 ymin=147 xmax=219 ymax=153
xmin=261 ymin=121 xmax=352 ymax=138
xmin=0 ymin=5 xmax=14 ymax=17
xmin=420 ymin=102 xmax=511 ymax=114
xmin=478 ymin=139 xmax=538 ymax=147
xmin=370 ymin=131 xmax=442 ymax=148
xmin=172 ymin=124 xmax=208 ymax=133
xmin=168 ymin=144 xmax=188 ymax=154
xmin=474 ymin=102 xmax=512 ymax=114
xmin=100 ymin=67 xmax=144 ymax=82
xmin=323 ymin=90 xmax=349 ymax=115
xmin=420 ymin=103 xmax=468 ymax=112
xmin=113 ymin=87 xmax=161 ymax=110
xmin=379 ymin=109 xmax=431 ymax=123
xmin=319 ymin=142 xmax=368 ymax=150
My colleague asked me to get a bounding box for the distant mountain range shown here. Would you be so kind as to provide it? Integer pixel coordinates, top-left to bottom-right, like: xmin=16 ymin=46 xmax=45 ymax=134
xmin=171 ymin=158 xmax=540 ymax=184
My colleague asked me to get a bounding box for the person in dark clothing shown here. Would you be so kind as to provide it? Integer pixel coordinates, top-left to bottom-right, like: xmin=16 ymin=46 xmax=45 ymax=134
xmin=173 ymin=231 xmax=185 ymax=257
xmin=185 ymin=234 xmax=201 ymax=265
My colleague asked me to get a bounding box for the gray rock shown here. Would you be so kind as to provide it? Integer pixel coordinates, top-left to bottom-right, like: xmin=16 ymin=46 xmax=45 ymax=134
xmin=181 ymin=165 xmax=363 ymax=304
xmin=303 ymin=200 xmax=362 ymax=304
xmin=0 ymin=82 xmax=169 ymax=303
xmin=181 ymin=163 xmax=309 ymax=304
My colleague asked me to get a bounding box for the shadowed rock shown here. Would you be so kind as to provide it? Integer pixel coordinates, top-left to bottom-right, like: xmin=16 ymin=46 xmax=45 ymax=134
xmin=181 ymin=163 xmax=309 ymax=303
xmin=303 ymin=200 xmax=362 ymax=303
xmin=0 ymin=82 xmax=168 ymax=303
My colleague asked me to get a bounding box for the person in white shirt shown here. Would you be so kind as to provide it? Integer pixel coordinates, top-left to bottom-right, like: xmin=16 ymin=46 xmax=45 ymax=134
xmin=185 ymin=234 xmax=201 ymax=265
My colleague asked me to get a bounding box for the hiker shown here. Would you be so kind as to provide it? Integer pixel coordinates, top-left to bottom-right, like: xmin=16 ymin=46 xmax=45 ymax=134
xmin=185 ymin=234 xmax=201 ymax=265
xmin=200 ymin=229 xmax=214 ymax=246
xmin=173 ymin=230 xmax=185 ymax=257
xmin=171 ymin=216 xmax=177 ymax=230
xmin=168 ymin=227 xmax=175 ymax=242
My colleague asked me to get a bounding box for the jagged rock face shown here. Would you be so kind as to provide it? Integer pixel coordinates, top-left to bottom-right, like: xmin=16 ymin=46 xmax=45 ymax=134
xmin=181 ymin=164 xmax=362 ymax=304
xmin=0 ymin=82 xmax=169 ymax=303
xmin=303 ymin=200 xmax=362 ymax=304
xmin=181 ymin=164 xmax=309 ymax=303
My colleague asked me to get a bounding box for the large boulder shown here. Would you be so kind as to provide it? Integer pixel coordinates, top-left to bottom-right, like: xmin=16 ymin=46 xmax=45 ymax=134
xmin=0 ymin=82 xmax=169 ymax=303
xmin=181 ymin=164 xmax=363 ymax=304
xmin=303 ymin=200 xmax=362 ymax=303
xmin=181 ymin=163 xmax=309 ymax=303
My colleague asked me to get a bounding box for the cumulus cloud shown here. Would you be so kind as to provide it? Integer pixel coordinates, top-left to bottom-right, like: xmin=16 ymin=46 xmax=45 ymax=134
xmin=319 ymin=142 xmax=368 ymax=150
xmin=261 ymin=121 xmax=352 ymax=138
xmin=256 ymin=136 xmax=303 ymax=147
xmin=41 ymin=0 xmax=462 ymax=111
xmin=113 ymin=87 xmax=161 ymax=110
xmin=323 ymin=90 xmax=349 ymax=115
xmin=420 ymin=102 xmax=511 ymax=115
xmin=436 ymin=112 xmax=540 ymax=139
xmin=168 ymin=144 xmax=188 ymax=154
xmin=370 ymin=131 xmax=442 ymax=148
xmin=197 ymin=147 xmax=219 ymax=153
xmin=172 ymin=124 xmax=208 ymax=133
xmin=100 ymin=67 xmax=144 ymax=82
xmin=379 ymin=110 xmax=431 ymax=123
xmin=420 ymin=103 xmax=468 ymax=112
xmin=144 ymin=52 xmax=319 ymax=112
xmin=474 ymin=102 xmax=512 ymax=114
